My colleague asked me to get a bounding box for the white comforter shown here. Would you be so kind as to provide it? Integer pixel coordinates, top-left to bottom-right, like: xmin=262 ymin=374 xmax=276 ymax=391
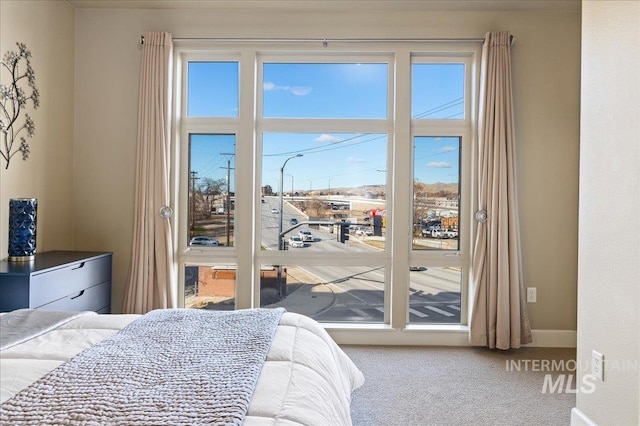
xmin=0 ymin=311 xmax=364 ymax=425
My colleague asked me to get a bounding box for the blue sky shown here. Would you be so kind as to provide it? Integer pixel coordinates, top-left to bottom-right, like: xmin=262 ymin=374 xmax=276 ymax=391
xmin=188 ymin=61 xmax=463 ymax=191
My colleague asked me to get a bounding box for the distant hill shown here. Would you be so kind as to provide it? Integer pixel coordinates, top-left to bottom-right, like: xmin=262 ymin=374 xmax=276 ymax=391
xmin=353 ymin=182 xmax=458 ymax=198
xmin=415 ymin=182 xmax=459 ymax=197
xmin=319 ymin=182 xmax=458 ymax=198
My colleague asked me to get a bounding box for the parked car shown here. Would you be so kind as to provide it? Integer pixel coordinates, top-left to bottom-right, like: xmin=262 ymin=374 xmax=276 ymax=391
xmin=432 ymin=228 xmax=457 ymax=239
xmin=289 ymin=218 xmax=299 ymax=225
xmin=298 ymin=229 xmax=314 ymax=242
xmin=421 ymin=223 xmax=442 ymax=237
xmin=190 ymin=236 xmax=219 ymax=246
xmin=288 ymin=236 xmax=305 ymax=248
xmin=271 ymin=208 xmax=279 ymax=214
xmin=409 ymin=266 xmax=428 ymax=272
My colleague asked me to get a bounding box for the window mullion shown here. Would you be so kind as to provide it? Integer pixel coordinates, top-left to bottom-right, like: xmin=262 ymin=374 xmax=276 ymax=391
xmin=234 ymin=48 xmax=257 ymax=309
xmin=390 ymin=49 xmax=411 ymax=329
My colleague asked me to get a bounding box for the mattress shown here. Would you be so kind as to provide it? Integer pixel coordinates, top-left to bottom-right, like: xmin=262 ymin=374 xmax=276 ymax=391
xmin=0 ymin=311 xmax=364 ymax=425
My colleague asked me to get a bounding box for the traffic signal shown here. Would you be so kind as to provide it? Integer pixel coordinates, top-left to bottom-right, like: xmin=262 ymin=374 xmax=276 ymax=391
xmin=338 ymin=223 xmax=350 ymax=243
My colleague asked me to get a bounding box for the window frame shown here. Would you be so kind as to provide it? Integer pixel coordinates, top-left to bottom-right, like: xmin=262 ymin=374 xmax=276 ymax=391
xmin=174 ymin=43 xmax=480 ymax=337
xmin=407 ymin=53 xmax=476 ymax=327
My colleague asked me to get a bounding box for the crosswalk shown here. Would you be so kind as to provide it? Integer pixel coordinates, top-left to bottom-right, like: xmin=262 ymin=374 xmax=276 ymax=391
xmin=315 ymin=303 xmax=461 ymax=323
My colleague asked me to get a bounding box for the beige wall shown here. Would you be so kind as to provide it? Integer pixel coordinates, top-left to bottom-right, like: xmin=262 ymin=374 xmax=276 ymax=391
xmin=573 ymin=1 xmax=640 ymax=425
xmin=0 ymin=2 xmax=76 ymax=258
xmin=2 ymin=1 xmax=582 ymax=333
xmin=74 ymin=5 xmax=581 ymax=330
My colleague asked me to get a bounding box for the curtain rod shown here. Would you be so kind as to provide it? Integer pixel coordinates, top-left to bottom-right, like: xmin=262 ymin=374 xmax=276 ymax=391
xmin=139 ymin=35 xmax=507 ymax=46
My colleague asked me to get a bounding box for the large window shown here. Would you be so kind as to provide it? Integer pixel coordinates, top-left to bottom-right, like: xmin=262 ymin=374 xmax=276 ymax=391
xmin=260 ymin=132 xmax=388 ymax=253
xmin=187 ymin=62 xmax=238 ymax=117
xmin=188 ymin=134 xmax=235 ymax=248
xmin=177 ymin=47 xmax=476 ymax=332
xmin=412 ymin=63 xmax=465 ymax=119
xmin=412 ymin=136 xmax=461 ymax=252
xmin=262 ymin=63 xmax=388 ymax=118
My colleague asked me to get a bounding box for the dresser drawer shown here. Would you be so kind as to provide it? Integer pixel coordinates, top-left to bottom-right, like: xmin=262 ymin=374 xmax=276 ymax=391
xmin=38 ymin=281 xmax=111 ymax=312
xmin=29 ymin=256 xmax=111 ymax=308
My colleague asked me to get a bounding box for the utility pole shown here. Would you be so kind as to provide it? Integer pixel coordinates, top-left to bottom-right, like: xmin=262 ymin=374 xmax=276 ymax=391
xmin=220 ymin=153 xmax=235 ymax=247
xmin=190 ymin=171 xmax=199 ymax=236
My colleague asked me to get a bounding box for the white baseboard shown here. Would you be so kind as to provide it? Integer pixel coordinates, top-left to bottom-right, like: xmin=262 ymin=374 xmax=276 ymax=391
xmin=571 ymin=407 xmax=598 ymax=426
xmin=328 ymin=327 xmax=576 ymax=347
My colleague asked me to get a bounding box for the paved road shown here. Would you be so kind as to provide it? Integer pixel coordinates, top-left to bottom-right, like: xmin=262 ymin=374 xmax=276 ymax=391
xmin=260 ymin=198 xmax=461 ymax=323
xmin=261 ymin=196 xmax=374 ymax=252
xmin=307 ymin=264 xmax=461 ymax=323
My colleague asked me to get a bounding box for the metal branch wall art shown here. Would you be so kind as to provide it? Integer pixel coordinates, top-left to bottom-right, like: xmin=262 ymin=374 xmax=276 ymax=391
xmin=1 ymin=42 xmax=40 ymax=170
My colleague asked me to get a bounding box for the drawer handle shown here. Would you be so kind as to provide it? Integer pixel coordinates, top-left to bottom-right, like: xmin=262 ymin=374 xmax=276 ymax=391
xmin=71 ymin=262 xmax=86 ymax=270
xmin=70 ymin=290 xmax=85 ymax=300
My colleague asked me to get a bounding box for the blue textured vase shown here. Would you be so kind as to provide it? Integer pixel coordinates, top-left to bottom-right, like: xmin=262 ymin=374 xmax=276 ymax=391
xmin=8 ymin=198 xmax=37 ymax=262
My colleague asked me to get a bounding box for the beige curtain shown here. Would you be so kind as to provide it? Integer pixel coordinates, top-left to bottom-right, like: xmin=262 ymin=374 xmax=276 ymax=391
xmin=123 ymin=31 xmax=176 ymax=314
xmin=469 ymin=31 xmax=532 ymax=349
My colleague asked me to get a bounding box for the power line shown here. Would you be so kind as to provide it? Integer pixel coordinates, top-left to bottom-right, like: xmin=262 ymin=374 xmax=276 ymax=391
xmin=413 ymin=97 xmax=463 ymax=119
xmin=264 ymin=134 xmax=386 ymax=158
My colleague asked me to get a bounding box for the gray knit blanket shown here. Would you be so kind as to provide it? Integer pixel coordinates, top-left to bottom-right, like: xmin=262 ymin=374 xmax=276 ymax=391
xmin=0 ymin=309 xmax=95 ymax=350
xmin=0 ymin=308 xmax=285 ymax=425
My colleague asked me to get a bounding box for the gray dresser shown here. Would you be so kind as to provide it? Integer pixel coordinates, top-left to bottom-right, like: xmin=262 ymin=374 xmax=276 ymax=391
xmin=0 ymin=251 xmax=112 ymax=313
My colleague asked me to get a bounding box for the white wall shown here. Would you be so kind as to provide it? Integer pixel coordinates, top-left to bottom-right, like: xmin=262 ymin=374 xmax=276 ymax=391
xmin=74 ymin=4 xmax=581 ymax=331
xmin=0 ymin=1 xmax=76 ymax=258
xmin=573 ymin=1 xmax=640 ymax=425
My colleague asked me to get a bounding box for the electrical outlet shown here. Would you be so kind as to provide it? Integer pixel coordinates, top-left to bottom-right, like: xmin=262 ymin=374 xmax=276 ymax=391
xmin=526 ymin=287 xmax=537 ymax=303
xmin=592 ymin=350 xmax=604 ymax=381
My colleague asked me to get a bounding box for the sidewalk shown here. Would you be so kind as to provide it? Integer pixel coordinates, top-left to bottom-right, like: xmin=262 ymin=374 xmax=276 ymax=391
xmin=265 ymin=281 xmax=335 ymax=317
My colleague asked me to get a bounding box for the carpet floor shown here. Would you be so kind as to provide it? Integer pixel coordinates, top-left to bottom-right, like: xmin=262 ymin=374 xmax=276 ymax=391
xmin=342 ymin=345 xmax=576 ymax=426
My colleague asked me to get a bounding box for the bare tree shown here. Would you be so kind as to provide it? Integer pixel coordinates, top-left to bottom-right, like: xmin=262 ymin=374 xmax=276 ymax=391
xmin=197 ymin=178 xmax=226 ymax=218
xmin=413 ymin=181 xmax=430 ymax=229
xmin=305 ymin=198 xmax=328 ymax=218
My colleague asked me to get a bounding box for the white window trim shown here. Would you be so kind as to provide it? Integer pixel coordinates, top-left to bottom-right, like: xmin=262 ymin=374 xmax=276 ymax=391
xmin=173 ymin=42 xmax=481 ymax=344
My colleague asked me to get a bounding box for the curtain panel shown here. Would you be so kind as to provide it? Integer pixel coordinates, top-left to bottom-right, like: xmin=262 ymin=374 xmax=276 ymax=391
xmin=123 ymin=31 xmax=176 ymax=314
xmin=469 ymin=31 xmax=533 ymax=349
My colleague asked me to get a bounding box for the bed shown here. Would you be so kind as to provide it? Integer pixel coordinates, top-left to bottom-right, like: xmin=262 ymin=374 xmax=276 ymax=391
xmin=0 ymin=308 xmax=364 ymax=425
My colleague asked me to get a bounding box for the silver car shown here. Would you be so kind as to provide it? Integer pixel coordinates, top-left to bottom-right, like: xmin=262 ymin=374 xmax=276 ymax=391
xmin=298 ymin=229 xmax=314 ymax=242
xmin=190 ymin=236 xmax=219 ymax=246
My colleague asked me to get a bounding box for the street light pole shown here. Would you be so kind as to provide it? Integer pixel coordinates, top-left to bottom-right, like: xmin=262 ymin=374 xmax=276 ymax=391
xmin=277 ymin=154 xmax=303 ymax=299
xmin=278 ymin=154 xmax=303 ymax=250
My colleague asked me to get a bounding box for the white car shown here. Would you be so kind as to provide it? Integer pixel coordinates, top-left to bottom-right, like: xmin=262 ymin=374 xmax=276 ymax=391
xmin=356 ymin=227 xmax=373 ymax=236
xmin=288 ymin=236 xmax=305 ymax=248
xmin=190 ymin=236 xmax=219 ymax=246
xmin=298 ymin=229 xmax=314 ymax=242
xmin=271 ymin=208 xmax=279 ymax=214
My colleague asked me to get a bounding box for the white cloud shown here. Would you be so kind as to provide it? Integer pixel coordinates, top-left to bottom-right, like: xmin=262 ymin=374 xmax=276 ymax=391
xmin=348 ymin=157 xmax=365 ymax=164
xmin=263 ymin=81 xmax=312 ymax=96
xmin=315 ymin=134 xmax=341 ymax=143
xmin=290 ymin=86 xmax=312 ymax=96
xmin=426 ymin=162 xmax=451 ymax=168
xmin=439 ymin=146 xmax=457 ymax=153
